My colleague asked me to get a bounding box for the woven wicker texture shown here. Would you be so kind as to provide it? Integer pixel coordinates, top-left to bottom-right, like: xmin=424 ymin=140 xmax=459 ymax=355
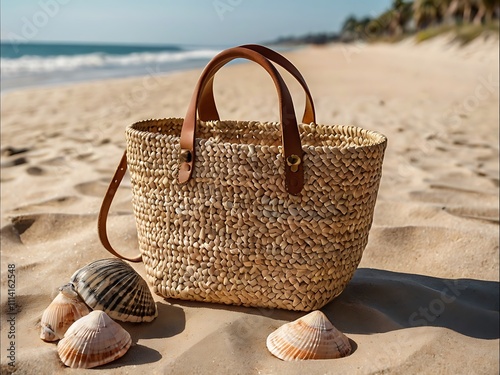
xmin=125 ymin=118 xmax=387 ymax=311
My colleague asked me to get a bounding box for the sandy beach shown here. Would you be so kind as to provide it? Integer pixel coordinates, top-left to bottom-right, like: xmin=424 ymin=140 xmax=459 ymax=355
xmin=1 ymin=35 xmax=499 ymax=374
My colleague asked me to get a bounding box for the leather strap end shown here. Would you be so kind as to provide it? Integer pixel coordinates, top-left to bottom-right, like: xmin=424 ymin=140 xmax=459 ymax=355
xmin=286 ymin=172 xmax=304 ymax=195
xmin=178 ymin=162 xmax=193 ymax=184
xmin=178 ymin=148 xmax=194 ymax=183
xmin=285 ymin=152 xmax=304 ymax=195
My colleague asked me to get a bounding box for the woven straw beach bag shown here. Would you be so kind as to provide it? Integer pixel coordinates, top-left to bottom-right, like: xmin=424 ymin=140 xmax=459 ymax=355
xmin=99 ymin=45 xmax=387 ymax=311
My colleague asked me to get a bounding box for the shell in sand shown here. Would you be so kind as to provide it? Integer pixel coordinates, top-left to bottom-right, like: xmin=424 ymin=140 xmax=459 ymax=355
xmin=57 ymin=310 xmax=132 ymax=368
xmin=266 ymin=310 xmax=352 ymax=361
xmin=70 ymin=258 xmax=157 ymax=323
xmin=40 ymin=283 xmax=90 ymax=342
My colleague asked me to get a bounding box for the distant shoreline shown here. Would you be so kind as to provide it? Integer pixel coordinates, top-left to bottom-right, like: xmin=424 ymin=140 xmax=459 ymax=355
xmin=0 ymin=42 xmax=223 ymax=93
xmin=0 ymin=42 xmax=303 ymax=93
xmin=1 ymin=29 xmax=497 ymax=94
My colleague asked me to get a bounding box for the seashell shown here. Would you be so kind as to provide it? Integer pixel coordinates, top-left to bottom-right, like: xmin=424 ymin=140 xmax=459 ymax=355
xmin=40 ymin=283 xmax=90 ymax=342
xmin=266 ymin=310 xmax=351 ymax=361
xmin=69 ymin=258 xmax=157 ymax=323
xmin=57 ymin=310 xmax=132 ymax=368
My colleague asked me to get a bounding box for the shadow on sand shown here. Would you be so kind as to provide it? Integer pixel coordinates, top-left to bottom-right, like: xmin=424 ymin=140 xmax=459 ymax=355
xmin=323 ymin=268 xmax=499 ymax=339
xmin=167 ymin=268 xmax=499 ymax=340
xmin=101 ymin=302 xmax=186 ymax=367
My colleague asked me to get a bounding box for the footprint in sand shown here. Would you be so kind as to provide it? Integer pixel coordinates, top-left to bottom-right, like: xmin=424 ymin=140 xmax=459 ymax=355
xmin=26 ymin=166 xmax=45 ymax=176
xmin=73 ymin=179 xmax=133 ymax=214
xmin=75 ymin=178 xmax=131 ymax=197
xmin=410 ymin=183 xmax=499 ymax=223
xmin=74 ymin=180 xmax=110 ymax=197
xmin=9 ymin=213 xmax=96 ymax=245
xmin=2 ymin=156 xmax=50 ymax=176
xmin=1 ymin=146 xmax=30 ymax=156
xmin=443 ymin=206 xmax=499 ymax=224
xmin=1 ymin=157 xmax=28 ymax=168
xmin=40 ymin=156 xmax=67 ymax=167
xmin=10 ymin=215 xmax=36 ymax=236
xmin=12 ymin=196 xmax=79 ymax=215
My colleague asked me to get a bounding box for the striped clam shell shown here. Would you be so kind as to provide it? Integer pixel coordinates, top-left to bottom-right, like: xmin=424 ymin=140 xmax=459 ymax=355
xmin=57 ymin=310 xmax=131 ymax=368
xmin=266 ymin=310 xmax=352 ymax=361
xmin=70 ymin=258 xmax=157 ymax=323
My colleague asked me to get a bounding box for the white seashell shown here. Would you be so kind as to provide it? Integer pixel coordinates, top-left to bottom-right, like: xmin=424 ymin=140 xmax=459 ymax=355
xmin=40 ymin=284 xmax=90 ymax=342
xmin=70 ymin=258 xmax=157 ymax=323
xmin=57 ymin=310 xmax=132 ymax=368
xmin=266 ymin=310 xmax=351 ymax=361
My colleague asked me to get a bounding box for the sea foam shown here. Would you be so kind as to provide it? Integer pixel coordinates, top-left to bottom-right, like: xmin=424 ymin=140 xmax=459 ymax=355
xmin=1 ymin=49 xmax=220 ymax=76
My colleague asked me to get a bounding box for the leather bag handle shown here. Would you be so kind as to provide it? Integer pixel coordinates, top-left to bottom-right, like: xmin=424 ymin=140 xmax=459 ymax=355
xmin=98 ymin=151 xmax=142 ymax=262
xmin=179 ymin=46 xmax=304 ymax=195
xmin=199 ymin=44 xmax=316 ymax=124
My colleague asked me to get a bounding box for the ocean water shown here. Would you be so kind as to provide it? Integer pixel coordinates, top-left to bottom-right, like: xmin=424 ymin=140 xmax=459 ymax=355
xmin=0 ymin=41 xmax=223 ymax=92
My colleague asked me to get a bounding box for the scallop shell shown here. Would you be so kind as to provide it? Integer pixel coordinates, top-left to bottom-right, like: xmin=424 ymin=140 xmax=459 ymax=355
xmin=40 ymin=283 xmax=90 ymax=342
xmin=266 ymin=310 xmax=351 ymax=361
xmin=57 ymin=310 xmax=132 ymax=368
xmin=70 ymin=258 xmax=157 ymax=323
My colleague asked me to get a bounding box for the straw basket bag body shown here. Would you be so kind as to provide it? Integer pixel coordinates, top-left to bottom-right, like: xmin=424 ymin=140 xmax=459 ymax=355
xmin=99 ymin=45 xmax=387 ymax=311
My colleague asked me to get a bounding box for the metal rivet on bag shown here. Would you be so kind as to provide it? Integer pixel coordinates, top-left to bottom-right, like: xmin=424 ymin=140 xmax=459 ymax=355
xmin=180 ymin=149 xmax=192 ymax=163
xmin=286 ymin=155 xmax=301 ymax=172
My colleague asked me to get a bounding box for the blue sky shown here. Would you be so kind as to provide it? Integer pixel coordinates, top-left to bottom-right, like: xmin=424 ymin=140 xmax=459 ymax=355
xmin=1 ymin=0 xmax=393 ymax=46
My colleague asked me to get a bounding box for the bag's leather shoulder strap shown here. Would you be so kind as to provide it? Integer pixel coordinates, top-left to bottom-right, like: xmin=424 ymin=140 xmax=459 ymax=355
xmin=199 ymin=44 xmax=315 ymax=124
xmin=97 ymin=151 xmax=142 ymax=262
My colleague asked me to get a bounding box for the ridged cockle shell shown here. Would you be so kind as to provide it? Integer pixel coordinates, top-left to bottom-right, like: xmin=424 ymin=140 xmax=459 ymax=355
xmin=266 ymin=310 xmax=352 ymax=360
xmin=57 ymin=310 xmax=132 ymax=368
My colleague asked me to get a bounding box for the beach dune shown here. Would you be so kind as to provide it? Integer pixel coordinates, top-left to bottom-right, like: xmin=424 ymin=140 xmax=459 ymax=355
xmin=1 ymin=36 xmax=499 ymax=374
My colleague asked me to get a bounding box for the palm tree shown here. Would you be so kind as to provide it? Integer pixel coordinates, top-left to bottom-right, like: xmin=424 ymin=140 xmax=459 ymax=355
xmin=473 ymin=0 xmax=500 ymax=23
xmin=430 ymin=0 xmax=453 ymax=23
xmin=444 ymin=0 xmax=481 ymax=24
xmin=482 ymin=0 xmax=500 ymax=23
xmin=343 ymin=0 xmax=499 ymax=41
xmin=413 ymin=0 xmax=441 ymax=28
xmin=462 ymin=0 xmax=473 ymax=22
xmin=390 ymin=0 xmax=414 ymax=35
xmin=341 ymin=15 xmax=359 ymax=33
xmin=390 ymin=0 xmax=406 ymax=35
xmin=474 ymin=0 xmax=487 ymax=23
xmin=355 ymin=17 xmax=374 ymax=37
xmin=444 ymin=0 xmax=460 ymax=23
